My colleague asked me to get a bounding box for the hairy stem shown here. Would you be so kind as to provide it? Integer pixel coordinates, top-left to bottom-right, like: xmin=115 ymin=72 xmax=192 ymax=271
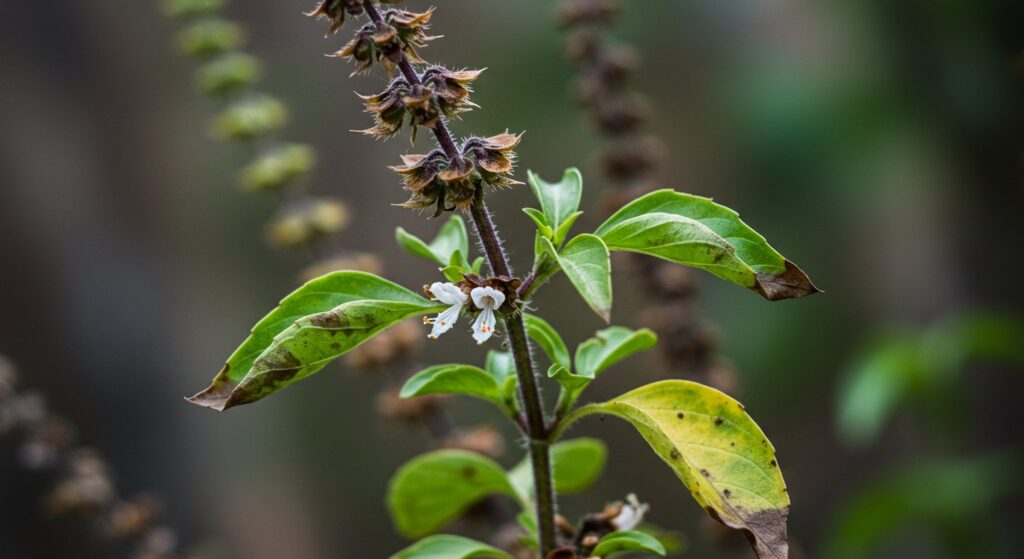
xmin=362 ymin=1 xmax=558 ymax=553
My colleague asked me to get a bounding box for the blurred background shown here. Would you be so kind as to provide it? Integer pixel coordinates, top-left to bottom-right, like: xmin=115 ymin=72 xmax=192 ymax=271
xmin=1 ymin=0 xmax=1022 ymax=557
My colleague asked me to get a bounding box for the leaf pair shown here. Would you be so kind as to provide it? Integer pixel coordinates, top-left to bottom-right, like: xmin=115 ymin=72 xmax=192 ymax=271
xmin=523 ymin=170 xmax=819 ymax=324
xmin=188 ymin=271 xmax=443 ymax=410
xmin=386 ymin=439 xmax=607 ymax=538
xmin=523 ymin=315 xmax=657 ymax=414
xmin=400 ymin=350 xmax=520 ymax=417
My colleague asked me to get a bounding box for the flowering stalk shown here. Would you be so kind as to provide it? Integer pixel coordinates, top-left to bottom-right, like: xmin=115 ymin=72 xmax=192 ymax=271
xmin=345 ymin=0 xmax=560 ymax=552
xmin=0 ymin=356 xmax=189 ymax=559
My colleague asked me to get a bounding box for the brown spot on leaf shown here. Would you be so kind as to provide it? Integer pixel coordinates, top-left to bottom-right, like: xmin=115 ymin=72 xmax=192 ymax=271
xmin=769 ymin=459 xmax=777 ymax=468
xmin=724 ymin=489 xmax=732 ymax=498
xmin=676 ymin=412 xmax=685 ymax=419
xmin=714 ymin=416 xmax=724 ymax=426
xmin=670 ymin=449 xmax=680 ymax=460
xmin=753 ymin=259 xmax=821 ymax=301
xmin=700 ymin=468 xmax=711 ymax=478
xmin=460 ymin=466 xmax=477 ymax=480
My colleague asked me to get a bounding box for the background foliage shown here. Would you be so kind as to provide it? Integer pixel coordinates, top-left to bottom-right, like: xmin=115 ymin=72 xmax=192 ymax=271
xmin=0 ymin=0 xmax=1022 ymax=557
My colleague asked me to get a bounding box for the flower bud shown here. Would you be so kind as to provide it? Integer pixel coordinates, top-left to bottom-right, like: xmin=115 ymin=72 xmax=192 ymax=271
xmin=239 ymin=144 xmax=316 ymax=193
xmin=212 ymin=95 xmax=287 ymax=141
xmin=162 ymin=0 xmax=226 ymax=20
xmin=177 ymin=19 xmax=245 ymax=58
xmin=196 ymin=51 xmax=261 ymax=96
xmin=266 ymin=197 xmax=349 ymax=249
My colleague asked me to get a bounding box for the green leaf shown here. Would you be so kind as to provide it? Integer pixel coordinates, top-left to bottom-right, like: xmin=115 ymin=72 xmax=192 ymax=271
xmin=522 ymin=207 xmax=553 ymax=238
xmin=527 ymin=168 xmax=583 ymax=245
xmin=595 ymin=190 xmax=818 ymax=301
xmin=836 ymin=334 xmax=919 ymax=447
xmin=592 ymin=530 xmax=666 ymax=557
xmin=387 ymin=450 xmax=517 ymax=538
xmin=509 ymin=438 xmax=607 ymax=501
xmin=579 ymin=380 xmax=790 ymax=559
xmin=188 ymin=271 xmax=442 ymax=411
xmin=543 ymin=234 xmax=613 ymax=322
xmin=389 ymin=535 xmax=513 ymax=559
xmin=576 ymin=326 xmax=658 ymax=379
xmin=401 ymin=364 xmax=509 ymax=413
xmin=550 ymin=326 xmax=657 ymax=414
xmin=824 ymin=454 xmax=1022 ymax=559
xmin=523 ymin=314 xmax=571 ymax=370
xmin=553 ymin=211 xmax=585 ymax=247
xmin=396 ymin=215 xmax=470 ymax=267
xmin=486 ymin=351 xmax=520 ymax=413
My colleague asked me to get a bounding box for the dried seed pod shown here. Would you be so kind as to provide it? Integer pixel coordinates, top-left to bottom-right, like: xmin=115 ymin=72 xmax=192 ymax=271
xmin=462 ymin=132 xmax=523 ymax=189
xmin=306 ymin=0 xmax=364 ymax=37
xmin=332 ymin=9 xmax=435 ymax=75
xmin=421 ymin=67 xmax=482 ymax=117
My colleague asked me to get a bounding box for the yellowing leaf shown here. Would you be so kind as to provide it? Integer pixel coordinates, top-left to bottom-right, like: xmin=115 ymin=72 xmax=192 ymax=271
xmin=573 ymin=380 xmax=790 ymax=559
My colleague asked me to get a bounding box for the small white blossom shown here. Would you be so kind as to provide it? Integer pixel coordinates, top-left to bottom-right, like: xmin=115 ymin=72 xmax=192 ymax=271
xmin=470 ymin=286 xmax=505 ymax=344
xmin=424 ymin=282 xmax=468 ymax=339
xmin=611 ymin=494 xmax=648 ymax=531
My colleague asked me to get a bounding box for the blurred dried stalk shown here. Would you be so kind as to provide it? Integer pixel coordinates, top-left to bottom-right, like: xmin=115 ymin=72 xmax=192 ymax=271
xmin=557 ymin=0 xmax=736 ymax=390
xmin=0 ymin=355 xmax=193 ymax=558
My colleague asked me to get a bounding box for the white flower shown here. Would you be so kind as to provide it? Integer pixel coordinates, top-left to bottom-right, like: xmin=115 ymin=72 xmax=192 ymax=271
xmin=470 ymin=286 xmax=505 ymax=344
xmin=611 ymin=494 xmax=648 ymax=531
xmin=424 ymin=282 xmax=468 ymax=339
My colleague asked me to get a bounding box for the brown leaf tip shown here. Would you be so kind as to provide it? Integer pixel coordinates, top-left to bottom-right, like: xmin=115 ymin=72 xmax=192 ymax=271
xmin=754 ymin=259 xmax=822 ymax=301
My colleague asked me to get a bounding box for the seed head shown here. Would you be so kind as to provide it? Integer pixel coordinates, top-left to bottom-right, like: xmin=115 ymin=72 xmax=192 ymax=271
xmin=462 ymin=132 xmax=523 ymax=188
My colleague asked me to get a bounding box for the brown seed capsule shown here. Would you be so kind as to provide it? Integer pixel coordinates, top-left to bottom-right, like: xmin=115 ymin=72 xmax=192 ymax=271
xmin=437 ymin=155 xmax=477 ymax=211
xmin=422 ymin=67 xmax=482 ymax=117
xmin=306 ymin=0 xmax=363 ymax=37
xmin=462 ymin=132 xmax=523 ymax=188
